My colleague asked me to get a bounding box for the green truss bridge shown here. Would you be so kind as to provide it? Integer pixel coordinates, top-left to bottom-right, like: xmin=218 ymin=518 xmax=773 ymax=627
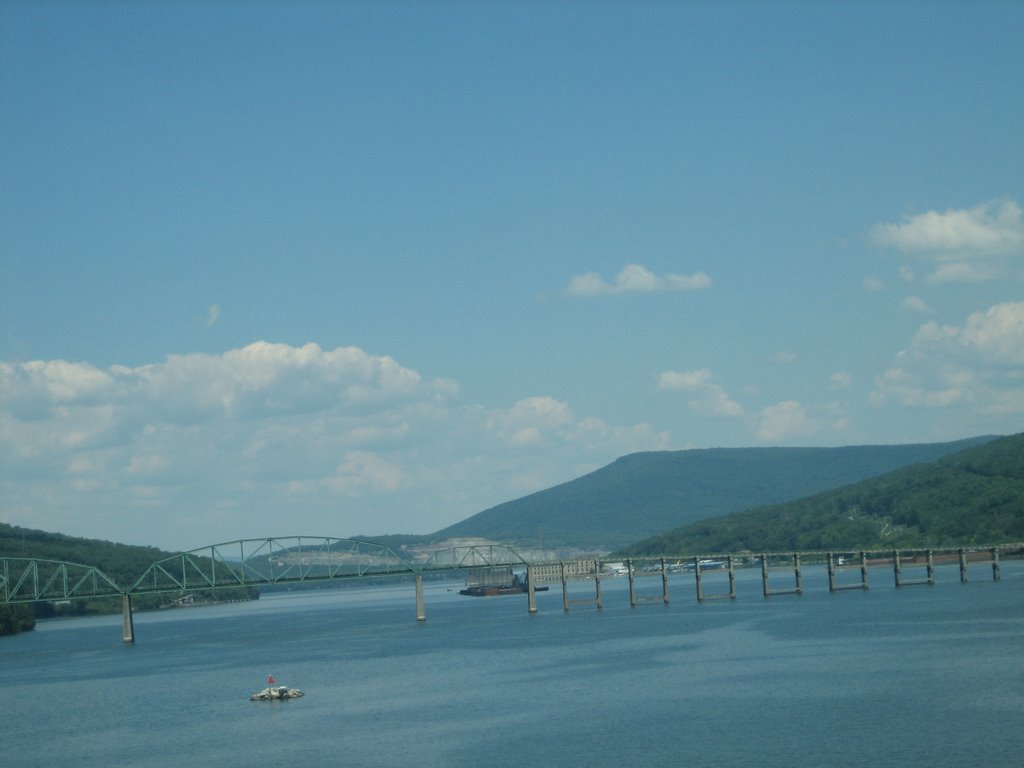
xmin=0 ymin=536 xmax=530 ymax=642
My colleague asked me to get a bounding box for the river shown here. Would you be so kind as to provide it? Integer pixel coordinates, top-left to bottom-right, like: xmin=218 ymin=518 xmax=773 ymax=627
xmin=3 ymin=561 xmax=1022 ymax=767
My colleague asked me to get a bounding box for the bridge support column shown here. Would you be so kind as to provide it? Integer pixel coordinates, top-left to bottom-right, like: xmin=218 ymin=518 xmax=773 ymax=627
xmin=661 ymin=558 xmax=670 ymax=604
xmin=122 ymin=595 xmax=135 ymax=644
xmin=959 ymin=548 xmax=969 ymax=582
xmin=415 ymin=574 xmax=426 ymax=622
xmin=628 ymin=559 xmax=637 ymax=607
xmin=561 ymin=562 xmax=570 ymax=612
xmin=992 ymin=547 xmax=1001 ymax=581
xmin=527 ymin=566 xmax=538 ymax=614
xmin=594 ymin=567 xmax=603 ymax=610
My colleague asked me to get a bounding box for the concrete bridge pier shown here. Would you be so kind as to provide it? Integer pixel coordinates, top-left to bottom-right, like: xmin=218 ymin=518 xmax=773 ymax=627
xmin=527 ymin=566 xmax=538 ymax=614
xmin=894 ymin=549 xmax=935 ymax=587
xmin=958 ymin=547 xmax=1002 ymax=583
xmin=122 ymin=595 xmax=135 ymax=644
xmin=761 ymin=553 xmax=802 ymax=597
xmin=828 ymin=552 xmax=870 ymax=591
xmin=415 ymin=574 xmax=426 ymax=622
xmin=561 ymin=562 xmax=570 ymax=612
xmin=695 ymin=555 xmax=737 ymax=602
xmin=627 ymin=558 xmax=670 ymax=607
xmin=558 ymin=560 xmax=603 ymax=612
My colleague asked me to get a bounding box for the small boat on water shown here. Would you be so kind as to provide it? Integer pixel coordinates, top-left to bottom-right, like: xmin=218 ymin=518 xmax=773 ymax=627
xmin=250 ymin=674 xmax=303 ymax=701
xmin=250 ymin=685 xmax=304 ymax=701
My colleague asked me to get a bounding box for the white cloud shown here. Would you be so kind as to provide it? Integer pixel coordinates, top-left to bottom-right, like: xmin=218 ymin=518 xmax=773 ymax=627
xmin=772 ymin=351 xmax=798 ymax=365
xmin=324 ymin=451 xmax=404 ymax=495
xmin=657 ymin=369 xmax=713 ymax=391
xmin=657 ymin=368 xmax=743 ymax=417
xmin=870 ymin=198 xmax=1024 ymax=283
xmin=754 ymin=401 xmax=817 ymax=442
xmin=901 ymin=295 xmax=932 ymax=314
xmin=567 ymin=263 xmax=711 ymax=296
xmin=870 ymin=198 xmax=1024 ymax=255
xmin=829 ymin=371 xmax=852 ymax=390
xmin=862 ymin=276 xmax=886 ymax=292
xmin=927 ymin=262 xmax=998 ymax=284
xmin=0 ymin=342 xmax=669 ymax=549
xmin=207 ymin=305 xmax=222 ymax=327
xmin=871 ymin=302 xmax=1024 ymax=418
xmin=961 ymin=302 xmax=1024 ymax=365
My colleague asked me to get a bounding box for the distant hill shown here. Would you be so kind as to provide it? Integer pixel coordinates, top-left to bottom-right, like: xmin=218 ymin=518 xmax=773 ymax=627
xmin=432 ymin=436 xmax=996 ymax=550
xmin=620 ymin=432 xmax=1024 ymax=555
xmin=0 ymin=524 xmax=257 ymax=635
xmin=0 ymin=524 xmax=171 ymax=584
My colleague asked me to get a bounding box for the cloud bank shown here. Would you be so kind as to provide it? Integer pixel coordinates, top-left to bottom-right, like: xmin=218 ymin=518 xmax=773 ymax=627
xmin=872 ymin=302 xmax=1024 ymax=414
xmin=870 ymin=198 xmax=1024 ymax=283
xmin=0 ymin=342 xmax=669 ymax=549
xmin=567 ymin=264 xmax=711 ymax=296
xmin=657 ymin=368 xmax=743 ymax=417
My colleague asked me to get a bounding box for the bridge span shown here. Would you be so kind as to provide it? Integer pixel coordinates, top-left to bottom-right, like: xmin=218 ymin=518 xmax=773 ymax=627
xmin=2 ymin=538 xmax=1018 ymax=643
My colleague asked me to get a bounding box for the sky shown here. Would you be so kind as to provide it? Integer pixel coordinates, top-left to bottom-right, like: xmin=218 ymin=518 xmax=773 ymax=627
xmin=1 ymin=1 xmax=1023 ymax=552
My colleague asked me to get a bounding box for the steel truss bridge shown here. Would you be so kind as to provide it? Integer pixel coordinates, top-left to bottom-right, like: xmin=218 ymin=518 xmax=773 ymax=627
xmin=0 ymin=537 xmax=531 ymax=641
xmin=2 ymin=538 xmax=1018 ymax=643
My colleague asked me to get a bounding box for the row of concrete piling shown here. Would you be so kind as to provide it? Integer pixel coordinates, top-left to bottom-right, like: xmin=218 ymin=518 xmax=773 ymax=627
xmin=525 ymin=547 xmax=1004 ymax=613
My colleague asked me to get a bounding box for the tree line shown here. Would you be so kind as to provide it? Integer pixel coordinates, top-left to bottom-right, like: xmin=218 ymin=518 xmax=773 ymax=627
xmin=0 ymin=524 xmax=258 ymax=636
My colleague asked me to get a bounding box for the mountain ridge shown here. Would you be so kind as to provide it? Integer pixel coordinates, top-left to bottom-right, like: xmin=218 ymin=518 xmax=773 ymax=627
xmin=432 ymin=436 xmax=997 ymax=549
xmin=619 ymin=432 xmax=1024 ymax=555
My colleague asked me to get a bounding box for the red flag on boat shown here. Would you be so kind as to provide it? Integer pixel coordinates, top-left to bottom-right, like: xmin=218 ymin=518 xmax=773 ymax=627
xmin=268 ymin=674 xmax=276 ymax=685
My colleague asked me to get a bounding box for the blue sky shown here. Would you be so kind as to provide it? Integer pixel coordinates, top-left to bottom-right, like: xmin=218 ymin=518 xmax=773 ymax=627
xmin=2 ymin=2 xmax=1022 ymax=551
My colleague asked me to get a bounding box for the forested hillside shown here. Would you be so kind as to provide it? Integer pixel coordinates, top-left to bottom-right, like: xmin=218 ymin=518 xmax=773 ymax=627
xmin=0 ymin=524 xmax=256 ymax=636
xmin=1 ymin=524 xmax=171 ymax=582
xmin=434 ymin=436 xmax=995 ymax=549
xmin=620 ymin=432 xmax=1024 ymax=555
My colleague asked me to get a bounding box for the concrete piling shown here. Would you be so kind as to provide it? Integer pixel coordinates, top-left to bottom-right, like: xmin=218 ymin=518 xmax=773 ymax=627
xmin=894 ymin=550 xmax=935 ymax=587
xmin=761 ymin=553 xmax=802 ymax=596
xmin=415 ymin=573 xmax=426 ymax=622
xmin=561 ymin=562 xmax=570 ymax=612
xmin=527 ymin=565 xmax=538 ymax=614
xmin=828 ymin=552 xmax=869 ymax=591
xmin=122 ymin=595 xmax=135 ymax=644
